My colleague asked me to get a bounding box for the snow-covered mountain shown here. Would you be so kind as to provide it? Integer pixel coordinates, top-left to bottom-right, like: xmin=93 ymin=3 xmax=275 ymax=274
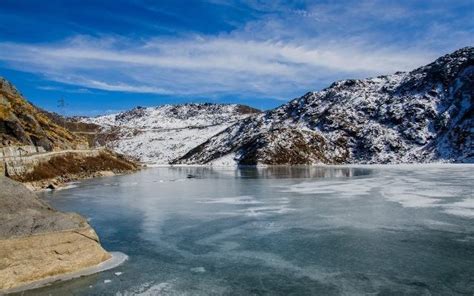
xmin=174 ymin=47 xmax=473 ymax=165
xmin=82 ymin=103 xmax=260 ymax=164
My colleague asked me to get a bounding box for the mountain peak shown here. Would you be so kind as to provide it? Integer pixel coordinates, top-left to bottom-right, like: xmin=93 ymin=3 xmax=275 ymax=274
xmin=409 ymin=46 xmax=473 ymax=85
xmin=0 ymin=77 xmax=20 ymax=97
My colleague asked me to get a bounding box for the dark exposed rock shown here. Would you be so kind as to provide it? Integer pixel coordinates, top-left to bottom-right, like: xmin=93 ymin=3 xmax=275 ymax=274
xmin=0 ymin=177 xmax=86 ymax=239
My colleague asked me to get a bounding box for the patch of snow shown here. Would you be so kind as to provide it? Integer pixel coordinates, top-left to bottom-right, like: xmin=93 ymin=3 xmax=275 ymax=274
xmin=208 ymin=152 xmax=238 ymax=167
xmin=238 ymin=205 xmax=295 ymax=217
xmin=443 ymin=198 xmax=474 ymax=218
xmin=190 ymin=267 xmax=206 ymax=273
xmin=116 ymin=282 xmax=174 ymax=296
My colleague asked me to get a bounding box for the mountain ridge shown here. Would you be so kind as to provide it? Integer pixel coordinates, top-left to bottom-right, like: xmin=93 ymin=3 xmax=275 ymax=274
xmin=174 ymin=47 xmax=473 ymax=165
xmin=82 ymin=103 xmax=261 ymax=164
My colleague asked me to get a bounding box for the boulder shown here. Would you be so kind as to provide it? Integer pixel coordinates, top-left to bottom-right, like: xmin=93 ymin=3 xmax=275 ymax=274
xmin=0 ymin=177 xmax=111 ymax=292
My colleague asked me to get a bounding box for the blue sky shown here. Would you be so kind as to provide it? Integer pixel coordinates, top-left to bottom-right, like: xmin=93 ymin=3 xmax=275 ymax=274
xmin=0 ymin=0 xmax=472 ymax=115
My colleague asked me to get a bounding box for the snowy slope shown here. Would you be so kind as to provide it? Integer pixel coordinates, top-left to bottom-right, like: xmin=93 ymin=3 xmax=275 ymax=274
xmin=82 ymin=104 xmax=260 ymax=164
xmin=175 ymin=47 xmax=473 ymax=165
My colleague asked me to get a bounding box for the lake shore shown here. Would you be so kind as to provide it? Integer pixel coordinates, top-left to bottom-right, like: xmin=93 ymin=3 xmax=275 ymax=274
xmin=1 ymin=252 xmax=128 ymax=295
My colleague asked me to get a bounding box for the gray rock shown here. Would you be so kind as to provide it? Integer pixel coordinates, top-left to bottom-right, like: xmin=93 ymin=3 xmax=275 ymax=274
xmin=0 ymin=176 xmax=87 ymax=239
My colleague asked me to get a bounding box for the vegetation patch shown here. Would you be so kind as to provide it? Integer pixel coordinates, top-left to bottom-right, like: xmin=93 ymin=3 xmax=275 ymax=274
xmin=12 ymin=152 xmax=139 ymax=183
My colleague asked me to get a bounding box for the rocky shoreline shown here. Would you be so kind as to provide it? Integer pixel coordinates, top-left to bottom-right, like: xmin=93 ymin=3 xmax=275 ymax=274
xmin=2 ymin=252 xmax=128 ymax=295
xmin=0 ymin=177 xmax=120 ymax=293
xmin=24 ymin=169 xmax=125 ymax=191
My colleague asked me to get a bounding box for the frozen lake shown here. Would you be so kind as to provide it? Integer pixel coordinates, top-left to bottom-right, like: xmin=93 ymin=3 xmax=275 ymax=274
xmin=22 ymin=165 xmax=474 ymax=295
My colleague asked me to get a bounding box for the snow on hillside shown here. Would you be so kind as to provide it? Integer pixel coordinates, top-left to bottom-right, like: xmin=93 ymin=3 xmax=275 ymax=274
xmin=174 ymin=47 xmax=473 ymax=165
xmin=82 ymin=103 xmax=260 ymax=164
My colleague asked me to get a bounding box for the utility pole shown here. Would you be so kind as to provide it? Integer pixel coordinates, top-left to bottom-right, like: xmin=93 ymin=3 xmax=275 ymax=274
xmin=57 ymin=98 xmax=66 ymax=128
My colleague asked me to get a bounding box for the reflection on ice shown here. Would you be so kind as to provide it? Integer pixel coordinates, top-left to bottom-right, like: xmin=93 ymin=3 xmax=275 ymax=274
xmin=236 ymin=166 xmax=371 ymax=179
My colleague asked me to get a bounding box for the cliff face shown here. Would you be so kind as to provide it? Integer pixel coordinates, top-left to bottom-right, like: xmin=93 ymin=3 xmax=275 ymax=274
xmin=0 ymin=177 xmax=111 ymax=292
xmin=0 ymin=77 xmax=88 ymax=151
xmin=175 ymin=47 xmax=473 ymax=165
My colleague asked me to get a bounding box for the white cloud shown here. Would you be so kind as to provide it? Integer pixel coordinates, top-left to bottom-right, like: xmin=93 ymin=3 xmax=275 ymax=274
xmin=68 ymin=79 xmax=174 ymax=94
xmin=37 ymin=85 xmax=94 ymax=94
xmin=0 ymin=34 xmax=434 ymax=99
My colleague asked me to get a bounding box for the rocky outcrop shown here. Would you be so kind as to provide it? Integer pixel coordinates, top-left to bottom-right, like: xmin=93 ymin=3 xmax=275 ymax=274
xmin=174 ymin=47 xmax=474 ymax=165
xmin=0 ymin=177 xmax=111 ymax=292
xmin=0 ymin=77 xmax=88 ymax=151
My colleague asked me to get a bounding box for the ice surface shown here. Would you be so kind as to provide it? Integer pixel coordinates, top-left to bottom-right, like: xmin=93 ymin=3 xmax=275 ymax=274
xmin=283 ymin=179 xmax=374 ymax=198
xmin=198 ymin=196 xmax=262 ymax=205
xmin=37 ymin=165 xmax=474 ymax=295
xmin=284 ymin=165 xmax=474 ymax=218
xmin=116 ymin=282 xmax=173 ymax=296
xmin=238 ymin=205 xmax=295 ymax=217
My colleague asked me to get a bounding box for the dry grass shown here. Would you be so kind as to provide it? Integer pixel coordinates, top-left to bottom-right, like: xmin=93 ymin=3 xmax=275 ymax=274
xmin=0 ymin=105 xmax=10 ymax=120
xmin=14 ymin=152 xmax=138 ymax=182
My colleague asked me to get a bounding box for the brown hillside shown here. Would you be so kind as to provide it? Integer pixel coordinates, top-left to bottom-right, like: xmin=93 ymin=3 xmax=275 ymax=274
xmin=0 ymin=77 xmax=87 ymax=150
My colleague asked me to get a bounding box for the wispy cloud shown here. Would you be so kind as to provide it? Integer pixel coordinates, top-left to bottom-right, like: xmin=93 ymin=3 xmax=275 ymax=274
xmin=0 ymin=35 xmax=433 ymax=98
xmin=0 ymin=0 xmax=472 ymax=99
xmin=37 ymin=85 xmax=94 ymax=94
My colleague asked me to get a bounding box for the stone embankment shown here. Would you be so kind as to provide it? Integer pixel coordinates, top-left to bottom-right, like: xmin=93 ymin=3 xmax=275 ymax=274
xmin=0 ymin=145 xmax=99 ymax=177
xmin=0 ymin=145 xmax=140 ymax=190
